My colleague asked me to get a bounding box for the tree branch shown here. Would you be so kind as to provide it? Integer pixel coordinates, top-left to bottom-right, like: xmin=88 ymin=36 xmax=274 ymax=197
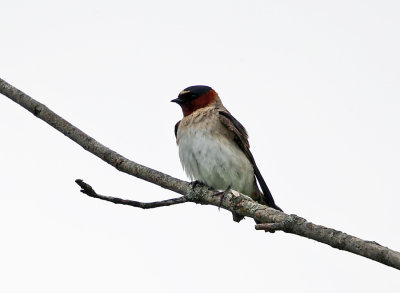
xmin=1 ymin=77 xmax=399 ymax=270
xmin=75 ymin=179 xmax=188 ymax=208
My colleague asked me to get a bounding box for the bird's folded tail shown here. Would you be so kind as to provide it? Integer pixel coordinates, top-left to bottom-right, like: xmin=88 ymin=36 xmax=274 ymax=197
xmin=253 ymin=163 xmax=283 ymax=212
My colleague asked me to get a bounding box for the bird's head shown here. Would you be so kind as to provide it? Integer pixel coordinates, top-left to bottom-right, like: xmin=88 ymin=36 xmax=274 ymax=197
xmin=171 ymin=85 xmax=219 ymax=116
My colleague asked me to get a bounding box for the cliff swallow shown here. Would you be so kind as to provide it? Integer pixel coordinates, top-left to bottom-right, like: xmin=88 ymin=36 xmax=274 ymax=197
xmin=172 ymin=85 xmax=282 ymax=216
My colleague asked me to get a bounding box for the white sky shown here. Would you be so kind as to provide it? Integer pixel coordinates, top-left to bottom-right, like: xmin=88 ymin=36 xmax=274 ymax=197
xmin=1 ymin=0 xmax=400 ymax=292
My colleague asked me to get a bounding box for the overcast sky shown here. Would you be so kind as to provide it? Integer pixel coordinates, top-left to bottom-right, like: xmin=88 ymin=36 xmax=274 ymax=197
xmin=1 ymin=1 xmax=400 ymax=292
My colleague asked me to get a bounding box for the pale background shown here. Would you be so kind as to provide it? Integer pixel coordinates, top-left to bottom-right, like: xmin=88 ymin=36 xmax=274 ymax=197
xmin=1 ymin=1 xmax=399 ymax=292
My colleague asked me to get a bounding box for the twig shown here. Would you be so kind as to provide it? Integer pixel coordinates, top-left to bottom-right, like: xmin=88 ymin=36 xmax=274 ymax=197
xmin=1 ymin=77 xmax=400 ymax=270
xmin=75 ymin=179 xmax=188 ymax=208
xmin=255 ymin=222 xmax=286 ymax=233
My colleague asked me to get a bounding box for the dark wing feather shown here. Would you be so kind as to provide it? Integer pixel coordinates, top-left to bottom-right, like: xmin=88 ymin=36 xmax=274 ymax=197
xmin=174 ymin=120 xmax=181 ymax=138
xmin=218 ymin=111 xmax=281 ymax=211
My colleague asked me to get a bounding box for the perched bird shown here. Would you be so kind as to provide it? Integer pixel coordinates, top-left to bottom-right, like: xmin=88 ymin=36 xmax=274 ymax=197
xmin=172 ymin=85 xmax=282 ymax=216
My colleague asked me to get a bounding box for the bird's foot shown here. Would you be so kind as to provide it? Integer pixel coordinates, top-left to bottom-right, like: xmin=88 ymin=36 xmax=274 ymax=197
xmin=213 ymin=185 xmax=232 ymax=210
xmin=190 ymin=180 xmax=214 ymax=191
xmin=212 ymin=185 xmax=244 ymax=222
xmin=190 ymin=180 xmax=205 ymax=189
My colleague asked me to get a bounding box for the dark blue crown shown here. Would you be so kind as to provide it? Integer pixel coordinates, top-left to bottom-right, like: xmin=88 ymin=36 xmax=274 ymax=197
xmin=182 ymin=85 xmax=212 ymax=97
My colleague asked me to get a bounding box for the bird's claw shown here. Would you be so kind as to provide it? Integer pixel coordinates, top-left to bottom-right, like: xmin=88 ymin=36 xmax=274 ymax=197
xmin=213 ymin=185 xmax=232 ymax=210
xmin=190 ymin=180 xmax=206 ymax=189
xmin=214 ymin=185 xmax=244 ymax=222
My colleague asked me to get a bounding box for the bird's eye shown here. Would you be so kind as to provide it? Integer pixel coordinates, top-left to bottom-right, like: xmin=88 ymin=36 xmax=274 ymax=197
xmin=177 ymin=91 xmax=198 ymax=102
xmin=182 ymin=92 xmax=196 ymax=100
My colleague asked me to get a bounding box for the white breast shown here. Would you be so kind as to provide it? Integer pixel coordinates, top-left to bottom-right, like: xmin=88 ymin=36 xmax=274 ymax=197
xmin=177 ymin=109 xmax=255 ymax=195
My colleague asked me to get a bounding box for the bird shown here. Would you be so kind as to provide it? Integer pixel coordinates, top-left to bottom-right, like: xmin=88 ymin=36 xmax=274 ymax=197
xmin=171 ymin=85 xmax=282 ymax=219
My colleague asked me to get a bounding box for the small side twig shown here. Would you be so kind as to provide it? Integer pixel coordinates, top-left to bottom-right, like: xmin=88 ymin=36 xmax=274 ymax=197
xmin=255 ymin=214 xmax=297 ymax=232
xmin=255 ymin=222 xmax=286 ymax=233
xmin=75 ymin=179 xmax=188 ymax=209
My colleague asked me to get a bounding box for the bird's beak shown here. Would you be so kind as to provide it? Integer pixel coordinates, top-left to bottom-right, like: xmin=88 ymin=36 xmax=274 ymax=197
xmin=171 ymin=98 xmax=183 ymax=104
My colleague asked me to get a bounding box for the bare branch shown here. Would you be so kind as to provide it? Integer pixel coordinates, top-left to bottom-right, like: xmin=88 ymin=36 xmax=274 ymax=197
xmin=75 ymin=179 xmax=188 ymax=208
xmin=1 ymin=77 xmax=400 ymax=270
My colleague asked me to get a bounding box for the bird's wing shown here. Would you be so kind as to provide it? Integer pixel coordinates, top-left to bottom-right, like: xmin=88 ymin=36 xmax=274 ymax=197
xmin=174 ymin=120 xmax=181 ymax=138
xmin=218 ymin=111 xmax=281 ymax=211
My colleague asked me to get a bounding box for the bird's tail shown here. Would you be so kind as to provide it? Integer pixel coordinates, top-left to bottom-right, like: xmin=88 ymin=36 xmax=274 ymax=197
xmin=253 ymin=164 xmax=283 ymax=212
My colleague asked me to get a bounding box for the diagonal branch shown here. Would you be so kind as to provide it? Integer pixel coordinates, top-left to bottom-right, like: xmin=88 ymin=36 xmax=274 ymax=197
xmin=1 ymin=77 xmax=400 ymax=271
xmin=75 ymin=179 xmax=188 ymax=208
